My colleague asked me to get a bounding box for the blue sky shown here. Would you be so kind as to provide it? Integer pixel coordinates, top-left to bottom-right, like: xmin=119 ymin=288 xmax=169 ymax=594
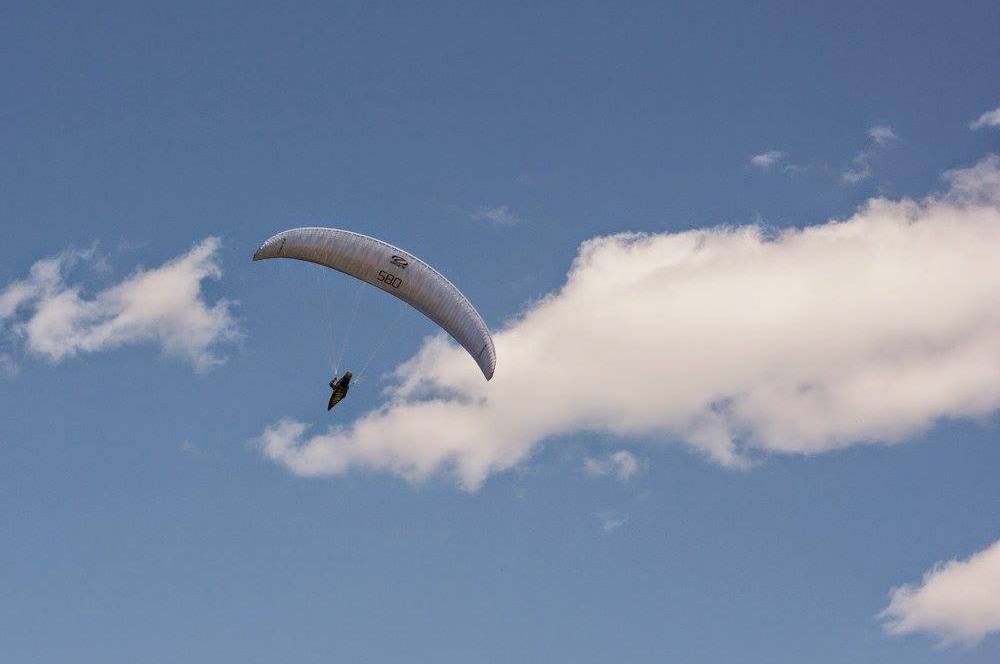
xmin=2 ymin=1 xmax=1000 ymax=661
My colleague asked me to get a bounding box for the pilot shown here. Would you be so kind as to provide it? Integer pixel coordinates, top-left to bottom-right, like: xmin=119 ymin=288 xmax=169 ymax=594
xmin=327 ymin=371 xmax=352 ymax=411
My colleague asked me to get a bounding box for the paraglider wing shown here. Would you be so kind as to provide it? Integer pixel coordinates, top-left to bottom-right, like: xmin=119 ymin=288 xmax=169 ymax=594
xmin=252 ymin=227 xmax=496 ymax=380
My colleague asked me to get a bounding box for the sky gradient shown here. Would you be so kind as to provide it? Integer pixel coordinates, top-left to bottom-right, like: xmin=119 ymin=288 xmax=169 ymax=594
xmin=2 ymin=1 xmax=1000 ymax=662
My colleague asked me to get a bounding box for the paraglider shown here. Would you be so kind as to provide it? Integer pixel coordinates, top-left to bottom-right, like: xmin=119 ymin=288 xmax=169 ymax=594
xmin=253 ymin=227 xmax=496 ymax=410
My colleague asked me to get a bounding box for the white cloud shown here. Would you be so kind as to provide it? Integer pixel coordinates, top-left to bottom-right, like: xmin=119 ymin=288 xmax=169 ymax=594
xmin=868 ymin=124 xmax=899 ymax=145
xmin=0 ymin=253 xmax=71 ymax=319
xmin=941 ymin=157 xmax=1000 ymax=205
xmin=473 ymin=205 xmax=522 ymax=225
xmin=260 ymin=156 xmax=1000 ymax=490
xmin=970 ymin=106 xmax=1000 ymax=130
xmin=0 ymin=238 xmax=238 ymax=372
xmin=842 ymin=124 xmax=898 ymax=184
xmin=840 ymin=161 xmax=872 ymax=184
xmin=584 ymin=450 xmax=641 ymax=481
xmin=880 ymin=540 xmax=1000 ymax=645
xmin=594 ymin=509 xmax=628 ymax=532
xmin=750 ymin=150 xmax=786 ymax=169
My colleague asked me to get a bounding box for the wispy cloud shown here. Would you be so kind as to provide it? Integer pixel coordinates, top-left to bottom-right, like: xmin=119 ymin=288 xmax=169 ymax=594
xmin=970 ymin=105 xmax=1000 ymax=130
xmin=594 ymin=509 xmax=628 ymax=532
xmin=842 ymin=124 xmax=899 ymax=184
xmin=0 ymin=353 xmax=17 ymax=379
xmin=750 ymin=150 xmax=805 ymax=175
xmin=868 ymin=124 xmax=898 ymax=145
xmin=473 ymin=205 xmax=523 ymax=225
xmin=750 ymin=150 xmax=786 ymax=169
xmin=840 ymin=162 xmax=872 ymax=184
xmin=0 ymin=238 xmax=239 ymax=372
xmin=179 ymin=439 xmax=202 ymax=456
xmin=583 ymin=450 xmax=641 ymax=481
xmin=259 ymin=156 xmax=1000 ymax=490
xmin=880 ymin=539 xmax=1000 ymax=645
